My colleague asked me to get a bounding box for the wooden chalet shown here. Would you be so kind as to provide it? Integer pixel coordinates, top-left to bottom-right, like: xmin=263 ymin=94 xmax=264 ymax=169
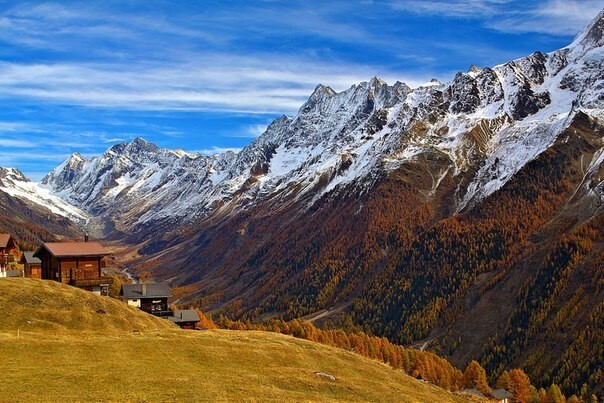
xmin=168 ymin=309 xmax=201 ymax=330
xmin=20 ymin=251 xmax=42 ymax=279
xmin=0 ymin=234 xmax=17 ymax=278
xmin=120 ymin=282 xmax=172 ymax=317
xmin=33 ymin=241 xmax=113 ymax=295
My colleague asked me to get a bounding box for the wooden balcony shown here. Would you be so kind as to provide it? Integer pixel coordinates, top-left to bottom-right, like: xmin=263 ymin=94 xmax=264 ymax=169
xmin=151 ymin=310 xmax=174 ymax=318
xmin=69 ymin=277 xmax=114 ymax=288
xmin=0 ymin=253 xmax=14 ymax=266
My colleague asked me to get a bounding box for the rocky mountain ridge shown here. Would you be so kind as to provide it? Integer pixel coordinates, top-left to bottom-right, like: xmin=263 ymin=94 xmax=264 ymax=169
xmin=1 ymin=10 xmax=603 ymax=399
xmin=36 ymin=11 xmax=604 ymax=237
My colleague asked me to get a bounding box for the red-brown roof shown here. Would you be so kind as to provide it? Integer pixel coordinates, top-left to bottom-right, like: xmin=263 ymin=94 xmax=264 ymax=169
xmin=34 ymin=241 xmax=110 ymax=258
xmin=0 ymin=234 xmax=13 ymax=249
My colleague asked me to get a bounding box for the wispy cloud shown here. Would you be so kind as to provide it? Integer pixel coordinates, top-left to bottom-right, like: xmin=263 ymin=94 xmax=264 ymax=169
xmin=0 ymin=1 xmax=444 ymax=117
xmin=0 ymin=121 xmax=44 ymax=132
xmin=0 ymin=138 xmax=34 ymax=147
xmin=388 ymin=0 xmax=514 ymax=18
xmin=490 ymin=0 xmax=604 ymax=35
xmin=387 ymin=0 xmax=604 ymax=36
xmin=103 ymin=137 xmax=125 ymax=143
xmin=246 ymin=124 xmax=270 ymax=138
xmin=3 ymin=0 xmax=595 ymax=121
xmin=0 ymin=57 xmax=424 ymax=114
xmin=197 ymin=146 xmax=242 ymax=156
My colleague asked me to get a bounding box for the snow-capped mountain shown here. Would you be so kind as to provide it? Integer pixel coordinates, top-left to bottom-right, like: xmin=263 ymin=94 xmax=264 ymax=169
xmin=40 ymin=138 xmax=238 ymax=232
xmin=0 ymin=167 xmax=87 ymax=223
xmin=40 ymin=10 xmax=604 ymax=235
xmin=0 ymin=167 xmax=86 ymax=243
xmin=2 ymin=12 xmax=603 ymax=398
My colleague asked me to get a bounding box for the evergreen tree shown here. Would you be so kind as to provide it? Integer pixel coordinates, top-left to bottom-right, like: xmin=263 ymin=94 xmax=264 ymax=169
xmin=546 ymin=384 xmax=566 ymax=403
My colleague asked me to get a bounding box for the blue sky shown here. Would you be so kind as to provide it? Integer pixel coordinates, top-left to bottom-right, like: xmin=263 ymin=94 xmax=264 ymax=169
xmin=0 ymin=1 xmax=603 ymax=180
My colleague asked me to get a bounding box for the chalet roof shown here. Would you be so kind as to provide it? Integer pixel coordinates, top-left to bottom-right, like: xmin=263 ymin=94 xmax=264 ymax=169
xmin=34 ymin=241 xmax=110 ymax=258
xmin=461 ymin=388 xmax=487 ymax=399
xmin=490 ymin=389 xmax=513 ymax=400
xmin=121 ymin=282 xmax=172 ymax=299
xmin=0 ymin=234 xmax=13 ymax=249
xmin=21 ymin=251 xmax=41 ymax=265
xmin=168 ymin=310 xmax=200 ymax=324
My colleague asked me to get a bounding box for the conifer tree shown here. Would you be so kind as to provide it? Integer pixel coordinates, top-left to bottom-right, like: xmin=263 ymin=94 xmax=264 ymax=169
xmin=508 ymin=369 xmax=532 ymax=403
xmin=546 ymin=383 xmax=566 ymax=403
xmin=462 ymin=360 xmax=491 ymax=395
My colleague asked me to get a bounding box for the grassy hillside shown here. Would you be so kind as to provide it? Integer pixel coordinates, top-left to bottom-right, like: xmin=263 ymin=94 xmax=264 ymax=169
xmin=0 ymin=279 xmax=462 ymax=402
xmin=0 ymin=278 xmax=176 ymax=334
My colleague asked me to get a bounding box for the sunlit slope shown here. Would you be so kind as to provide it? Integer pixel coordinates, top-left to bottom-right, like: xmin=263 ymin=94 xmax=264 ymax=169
xmin=0 ymin=278 xmax=175 ymax=333
xmin=0 ymin=278 xmax=462 ymax=402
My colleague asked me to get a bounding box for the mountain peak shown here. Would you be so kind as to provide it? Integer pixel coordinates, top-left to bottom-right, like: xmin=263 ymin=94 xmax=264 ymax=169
xmin=132 ymin=136 xmax=148 ymax=144
xmin=369 ymin=76 xmax=387 ymax=87
xmin=108 ymin=137 xmax=159 ymax=155
xmin=130 ymin=137 xmax=157 ymax=149
xmin=0 ymin=167 xmax=28 ymax=183
xmin=311 ymin=84 xmax=337 ymax=98
xmin=467 ymin=64 xmax=482 ymax=74
xmin=67 ymin=152 xmax=85 ymax=166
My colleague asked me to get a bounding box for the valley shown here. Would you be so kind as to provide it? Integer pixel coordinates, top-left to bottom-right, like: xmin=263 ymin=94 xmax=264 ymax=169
xmin=0 ymin=8 xmax=603 ymax=401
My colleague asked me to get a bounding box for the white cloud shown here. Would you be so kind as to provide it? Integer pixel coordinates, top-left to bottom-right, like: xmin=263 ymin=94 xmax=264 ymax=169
xmin=490 ymin=1 xmax=604 ymax=35
xmin=388 ymin=0 xmax=513 ymax=18
xmin=388 ymin=0 xmax=604 ymax=36
xmin=0 ymin=58 xmax=425 ymax=115
xmin=0 ymin=150 xmax=71 ymax=164
xmin=0 ymin=122 xmax=42 ymax=132
xmin=0 ymin=138 xmax=34 ymax=148
xmin=103 ymin=137 xmax=125 ymax=143
xmin=0 ymin=1 xmax=439 ymax=117
xmin=246 ymin=124 xmax=270 ymax=138
xmin=197 ymin=146 xmax=242 ymax=156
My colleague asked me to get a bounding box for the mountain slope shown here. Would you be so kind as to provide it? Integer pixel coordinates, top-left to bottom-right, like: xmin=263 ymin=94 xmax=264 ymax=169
xmin=0 ymin=168 xmax=85 ymax=247
xmin=5 ymin=9 xmax=604 ymax=399
xmin=0 ymin=278 xmax=461 ymax=402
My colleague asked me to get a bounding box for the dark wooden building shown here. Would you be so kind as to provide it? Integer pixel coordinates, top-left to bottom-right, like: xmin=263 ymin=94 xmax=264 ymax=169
xmin=33 ymin=241 xmax=112 ymax=295
xmin=20 ymin=251 xmax=42 ymax=279
xmin=120 ymin=282 xmax=172 ymax=317
xmin=0 ymin=233 xmax=16 ymax=278
xmin=168 ymin=309 xmax=201 ymax=330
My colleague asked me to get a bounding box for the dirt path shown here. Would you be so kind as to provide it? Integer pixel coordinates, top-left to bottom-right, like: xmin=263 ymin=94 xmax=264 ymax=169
xmin=303 ymin=302 xmax=351 ymax=323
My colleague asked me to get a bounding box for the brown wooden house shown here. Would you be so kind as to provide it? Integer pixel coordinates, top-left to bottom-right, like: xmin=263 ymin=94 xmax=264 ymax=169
xmin=33 ymin=241 xmax=112 ymax=295
xmin=0 ymin=233 xmax=17 ymax=278
xmin=168 ymin=309 xmax=201 ymax=329
xmin=20 ymin=251 xmax=42 ymax=279
xmin=120 ymin=282 xmax=172 ymax=317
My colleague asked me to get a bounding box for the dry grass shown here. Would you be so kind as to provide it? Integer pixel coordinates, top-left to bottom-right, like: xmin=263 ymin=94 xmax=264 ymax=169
xmin=0 ymin=278 xmax=463 ymax=402
xmin=0 ymin=278 xmax=175 ymax=334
